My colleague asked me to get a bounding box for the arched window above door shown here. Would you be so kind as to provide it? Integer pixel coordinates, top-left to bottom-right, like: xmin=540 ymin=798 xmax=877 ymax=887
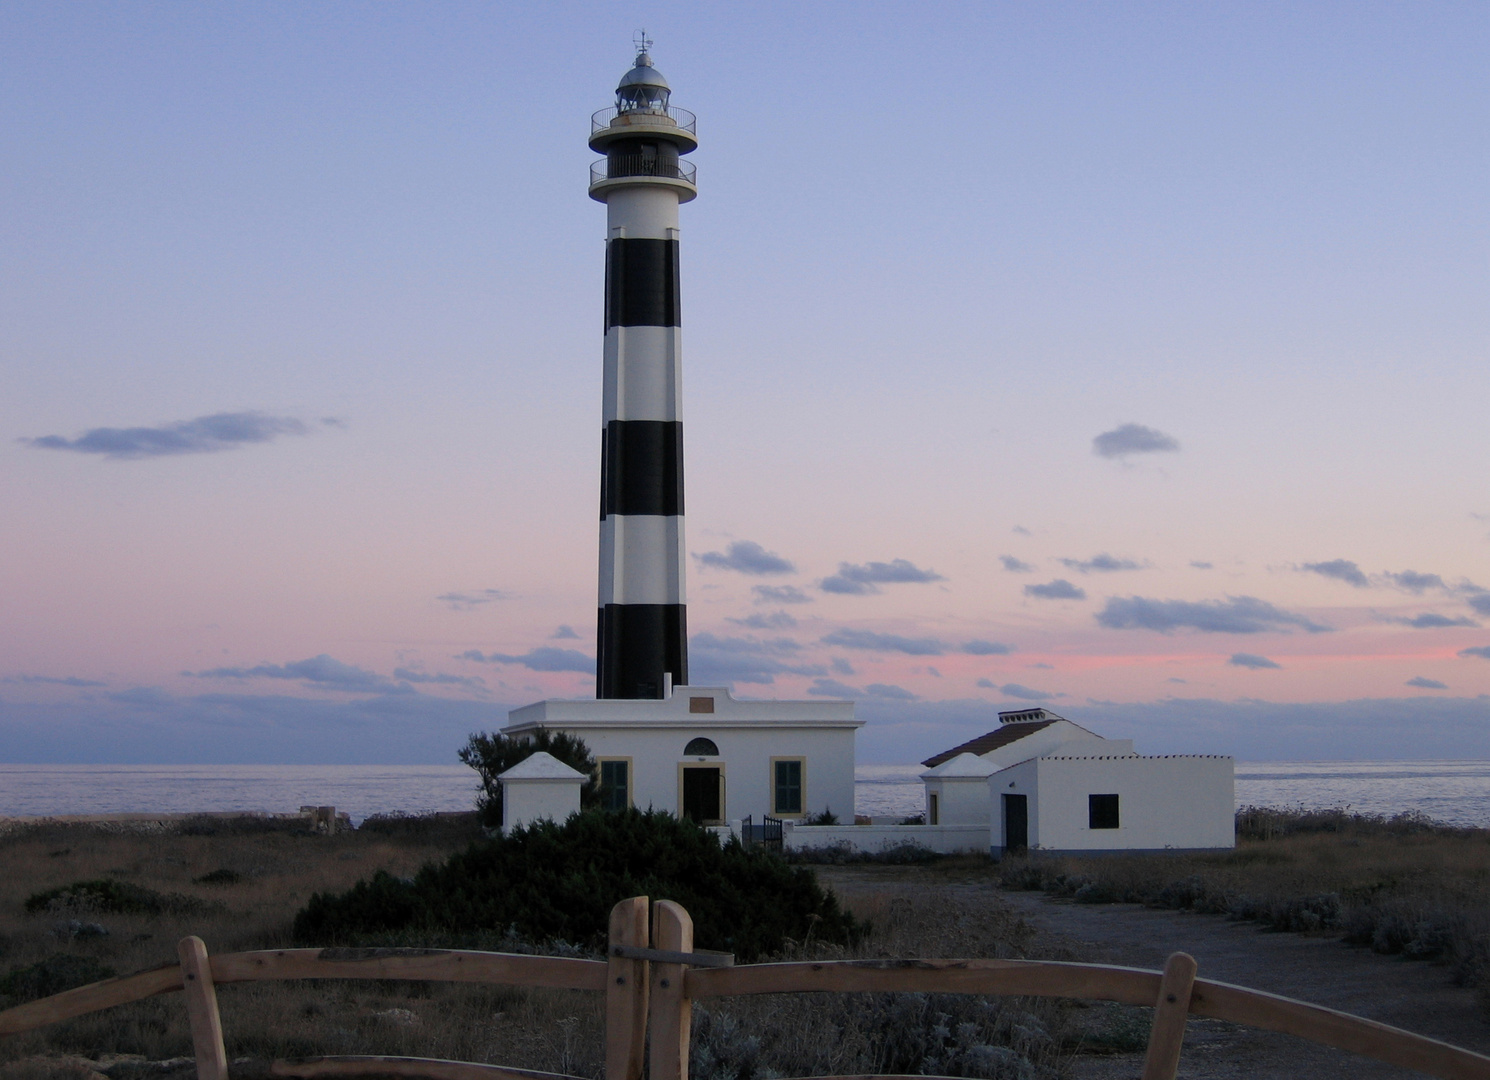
xmin=684 ymin=737 xmax=719 ymax=756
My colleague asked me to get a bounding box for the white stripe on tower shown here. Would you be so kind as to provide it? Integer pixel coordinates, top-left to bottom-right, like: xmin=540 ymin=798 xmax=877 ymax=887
xmin=589 ymin=42 xmax=698 ymax=699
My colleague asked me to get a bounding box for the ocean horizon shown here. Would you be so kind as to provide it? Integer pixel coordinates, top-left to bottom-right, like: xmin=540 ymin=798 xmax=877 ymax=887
xmin=0 ymin=760 xmax=1486 ymax=828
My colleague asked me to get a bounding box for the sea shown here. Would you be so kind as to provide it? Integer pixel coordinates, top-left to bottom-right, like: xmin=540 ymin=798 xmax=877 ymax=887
xmin=0 ymin=760 xmax=1487 ymax=828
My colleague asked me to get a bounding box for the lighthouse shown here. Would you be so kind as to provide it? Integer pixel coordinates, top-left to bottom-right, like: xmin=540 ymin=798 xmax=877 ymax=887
xmin=589 ymin=39 xmax=698 ymax=699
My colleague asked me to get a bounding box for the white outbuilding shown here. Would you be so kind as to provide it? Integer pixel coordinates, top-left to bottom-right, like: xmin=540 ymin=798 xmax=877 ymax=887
xmin=923 ymin=708 xmax=1234 ymax=857
xmin=497 ymin=751 xmax=587 ymax=835
xmin=919 ymin=752 xmax=997 ymax=825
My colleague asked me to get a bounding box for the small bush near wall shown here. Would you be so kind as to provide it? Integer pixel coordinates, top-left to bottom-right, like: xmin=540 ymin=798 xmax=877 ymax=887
xmin=294 ymin=808 xmax=864 ymax=961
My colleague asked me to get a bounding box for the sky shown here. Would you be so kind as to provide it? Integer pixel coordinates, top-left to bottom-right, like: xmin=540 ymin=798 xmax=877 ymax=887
xmin=2 ymin=1 xmax=1487 ymax=765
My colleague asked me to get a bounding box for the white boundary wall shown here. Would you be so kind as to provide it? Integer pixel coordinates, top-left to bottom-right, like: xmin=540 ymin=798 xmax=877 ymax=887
xmin=781 ymin=822 xmax=990 ymax=854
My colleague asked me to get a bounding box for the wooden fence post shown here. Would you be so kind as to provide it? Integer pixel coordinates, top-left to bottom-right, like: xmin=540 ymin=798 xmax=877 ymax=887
xmin=178 ymin=936 xmax=229 ymax=1080
xmin=1140 ymin=951 xmax=1198 ymax=1080
xmin=605 ymin=897 xmax=650 ymax=1080
xmin=647 ymin=901 xmax=693 ymax=1080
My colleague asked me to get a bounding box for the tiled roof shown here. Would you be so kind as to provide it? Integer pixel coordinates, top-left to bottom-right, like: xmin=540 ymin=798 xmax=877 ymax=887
xmin=921 ymin=720 xmax=1059 ymax=768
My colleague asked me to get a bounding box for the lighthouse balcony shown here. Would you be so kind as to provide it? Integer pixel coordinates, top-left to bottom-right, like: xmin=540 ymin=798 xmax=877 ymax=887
xmin=592 ymin=105 xmax=697 ymax=137
xmin=590 ymin=157 xmax=696 ymax=185
xmin=589 ymin=106 xmax=698 ymax=155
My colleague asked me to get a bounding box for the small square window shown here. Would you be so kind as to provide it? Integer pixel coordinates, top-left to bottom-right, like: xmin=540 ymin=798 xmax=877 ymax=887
xmin=773 ymin=760 xmax=803 ymax=815
xmin=689 ymin=697 xmax=715 ymax=714
xmin=600 ymin=760 xmax=630 ymax=811
xmin=1089 ymin=793 xmax=1120 ymax=830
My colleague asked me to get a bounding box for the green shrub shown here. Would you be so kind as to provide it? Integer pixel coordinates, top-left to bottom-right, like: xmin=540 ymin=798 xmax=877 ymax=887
xmin=293 ymin=807 xmax=863 ymax=961
xmin=459 ymin=728 xmax=599 ymax=827
xmin=0 ymin=954 xmax=116 ymax=1006
xmin=24 ymin=879 xmax=215 ymax=916
xmin=193 ymin=868 xmax=242 ymax=886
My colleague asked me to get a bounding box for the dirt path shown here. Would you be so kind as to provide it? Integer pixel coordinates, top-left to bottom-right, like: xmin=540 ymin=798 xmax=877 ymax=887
xmin=995 ymin=886 xmax=1490 ymax=1079
xmin=820 ymin=868 xmax=1489 ymax=1080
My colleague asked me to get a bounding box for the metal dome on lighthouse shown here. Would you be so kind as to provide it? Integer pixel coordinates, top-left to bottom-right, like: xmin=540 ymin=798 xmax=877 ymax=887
xmin=590 ymin=36 xmax=697 ymax=699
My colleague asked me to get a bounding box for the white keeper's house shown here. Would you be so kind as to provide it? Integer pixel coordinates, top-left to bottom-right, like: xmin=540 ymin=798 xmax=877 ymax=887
xmin=502 ymin=685 xmax=862 ymax=825
xmin=921 ymin=708 xmax=1235 ymax=857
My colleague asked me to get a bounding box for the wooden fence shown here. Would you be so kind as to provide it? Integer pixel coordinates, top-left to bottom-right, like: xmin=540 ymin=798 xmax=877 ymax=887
xmin=1 ymin=895 xmax=1488 ymax=1080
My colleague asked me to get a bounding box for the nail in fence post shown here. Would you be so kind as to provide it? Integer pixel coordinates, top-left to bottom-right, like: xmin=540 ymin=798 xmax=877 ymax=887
xmin=177 ymin=936 xmax=229 ymax=1080
xmin=605 ymin=896 xmax=650 ymax=1080
xmin=1140 ymin=951 xmax=1198 ymax=1080
xmin=647 ymin=900 xmax=693 ymax=1080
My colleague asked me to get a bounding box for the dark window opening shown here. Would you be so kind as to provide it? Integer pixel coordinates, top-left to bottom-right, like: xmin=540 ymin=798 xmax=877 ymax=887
xmin=600 ymin=760 xmax=629 ymax=812
xmin=684 ymin=737 xmax=718 ymax=756
xmin=774 ymin=760 xmax=803 ymax=815
xmin=1089 ymin=793 xmax=1120 ymax=830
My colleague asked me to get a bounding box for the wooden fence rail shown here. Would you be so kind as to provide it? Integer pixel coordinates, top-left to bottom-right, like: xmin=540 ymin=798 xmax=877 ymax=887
xmin=0 ymin=895 xmax=1486 ymax=1080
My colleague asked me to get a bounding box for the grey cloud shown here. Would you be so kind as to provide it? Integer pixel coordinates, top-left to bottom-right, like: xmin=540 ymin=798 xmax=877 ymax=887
xmin=728 ymin=610 xmax=798 ymax=630
xmin=551 ymin=625 xmax=580 ymax=640
xmin=1459 ymin=647 xmax=1490 ymax=660
xmin=865 ymin=683 xmax=918 ymax=701
xmin=752 ymin=585 xmax=813 ymax=605
xmin=694 ymin=541 xmax=796 ymax=576
xmin=962 ymin=640 xmax=1015 ymax=656
xmin=807 ymin=678 xmax=862 ymax=697
xmin=1029 ymin=662 xmax=1054 ymax=669
xmin=1190 ymin=562 xmax=1214 ymax=570
xmin=1060 ymin=554 xmax=1144 ymax=574
xmin=1000 ymin=555 xmax=1034 ymax=572
xmin=1385 ymin=570 xmax=1446 ymax=593
xmin=689 ymin=633 xmax=825 ymax=686
xmin=391 ymin=668 xmax=489 ymax=694
xmin=1230 ymin=653 xmax=1281 ymax=670
xmin=1012 ymin=526 xmax=1032 ymax=536
xmin=1467 ymin=595 xmax=1490 ymax=618
xmin=999 ymin=683 xmax=1057 ymax=701
xmin=3 ymin=675 xmax=106 ymax=688
xmin=1096 ymin=595 xmax=1333 ymax=634
xmin=106 ymin=686 xmax=178 ymax=708
xmin=1167 ymin=677 xmax=1188 ymax=684
xmin=23 ymin=412 xmax=314 ymax=459
xmin=976 ymin=678 xmax=996 ymax=689
xmin=1406 ymin=677 xmax=1449 ymax=690
xmin=1092 ymin=423 xmax=1180 ymax=459
xmin=189 ymin=654 xmax=393 ymax=692
xmin=820 ymin=559 xmax=944 ymax=595
xmin=820 ymin=629 xmax=945 ymax=656
xmin=1386 ymin=613 xmax=1478 ymax=629
xmin=831 ymin=657 xmax=855 ymax=675
xmin=461 ymin=647 xmax=593 ymax=673
xmin=438 ymin=590 xmax=506 ymax=610
xmin=1300 ymin=560 xmax=1369 ymax=588
xmin=1025 ymin=579 xmax=1087 ymax=601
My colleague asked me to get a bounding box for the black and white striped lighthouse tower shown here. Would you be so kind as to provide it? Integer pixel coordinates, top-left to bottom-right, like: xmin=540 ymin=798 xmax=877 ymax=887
xmin=589 ymin=38 xmax=698 ymax=699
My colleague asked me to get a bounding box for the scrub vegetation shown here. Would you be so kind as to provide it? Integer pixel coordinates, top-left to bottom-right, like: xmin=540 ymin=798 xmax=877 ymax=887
xmin=0 ymin=813 xmax=1079 ymax=1080
xmin=294 ymin=808 xmax=863 ymax=962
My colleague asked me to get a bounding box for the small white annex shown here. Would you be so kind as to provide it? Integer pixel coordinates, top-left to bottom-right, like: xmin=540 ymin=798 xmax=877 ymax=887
xmin=921 ymin=708 xmax=1234 ymax=856
xmin=503 ymin=685 xmax=861 ymax=825
xmin=497 ymin=751 xmax=585 ymax=834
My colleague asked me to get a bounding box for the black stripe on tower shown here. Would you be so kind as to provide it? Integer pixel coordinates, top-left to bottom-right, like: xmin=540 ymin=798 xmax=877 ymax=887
xmin=597 ymin=604 xmax=688 ymax=699
xmin=605 ymin=238 xmax=681 ymax=329
xmin=600 ymin=420 xmax=683 ymax=518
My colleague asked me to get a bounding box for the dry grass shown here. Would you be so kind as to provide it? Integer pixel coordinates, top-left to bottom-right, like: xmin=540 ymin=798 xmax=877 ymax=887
xmin=688 ymin=881 xmax=1081 ymax=1080
xmin=0 ymin=816 xmax=1080 ymax=1080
